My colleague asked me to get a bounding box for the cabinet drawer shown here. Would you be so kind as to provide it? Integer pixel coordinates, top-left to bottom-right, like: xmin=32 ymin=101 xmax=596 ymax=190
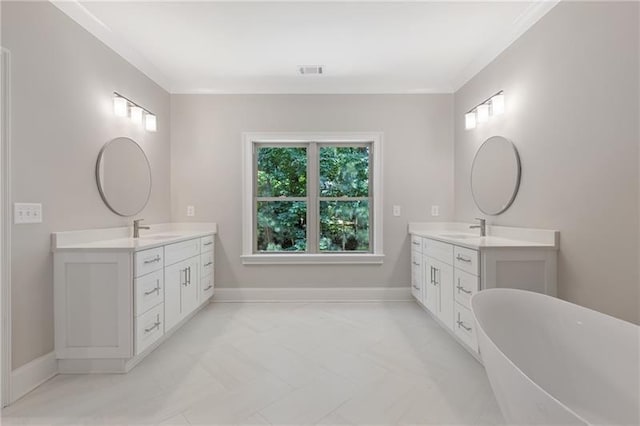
xmin=200 ymin=235 xmax=214 ymax=253
xmin=454 ymin=303 xmax=478 ymax=353
xmin=454 ymin=269 xmax=478 ymax=309
xmin=454 ymin=246 xmax=479 ymax=275
xmin=201 ymin=274 xmax=214 ymax=301
xmin=201 ymin=252 xmax=214 ymax=278
xmin=423 ymin=238 xmax=454 ymax=265
xmin=134 ymin=269 xmax=164 ymax=316
xmin=135 ymin=303 xmax=164 ymax=355
xmin=410 ymin=235 xmax=423 ymax=253
xmin=165 ymin=238 xmax=200 ymax=266
xmin=134 ymin=247 xmax=164 ymax=277
xmin=411 ymin=253 xmax=422 ymax=302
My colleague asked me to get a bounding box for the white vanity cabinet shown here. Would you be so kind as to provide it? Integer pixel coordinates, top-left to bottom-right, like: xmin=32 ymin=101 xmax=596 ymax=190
xmin=200 ymin=235 xmax=215 ymax=300
xmin=164 ymin=256 xmax=199 ymax=331
xmin=53 ymin=225 xmax=217 ymax=373
xmin=410 ymin=236 xmax=423 ymax=301
xmin=163 ymin=239 xmax=202 ymax=331
xmin=408 ymin=223 xmax=559 ymax=359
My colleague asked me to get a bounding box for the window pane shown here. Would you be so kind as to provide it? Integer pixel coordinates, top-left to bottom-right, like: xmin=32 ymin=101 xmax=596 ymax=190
xmin=257 ymin=147 xmax=307 ymax=197
xmin=319 ymin=146 xmax=369 ymax=197
xmin=257 ymin=201 xmax=307 ymax=252
xmin=319 ymin=200 xmax=370 ymax=252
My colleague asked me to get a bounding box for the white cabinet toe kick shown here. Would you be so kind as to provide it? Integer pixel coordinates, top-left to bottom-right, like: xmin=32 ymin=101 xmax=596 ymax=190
xmin=53 ymin=229 xmax=216 ymax=373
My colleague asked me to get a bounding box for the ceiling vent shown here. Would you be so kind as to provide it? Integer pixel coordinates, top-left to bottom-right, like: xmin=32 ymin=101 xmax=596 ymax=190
xmin=299 ymin=65 xmax=324 ymax=75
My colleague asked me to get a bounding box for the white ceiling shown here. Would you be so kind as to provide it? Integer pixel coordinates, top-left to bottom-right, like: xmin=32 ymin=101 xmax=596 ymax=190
xmin=53 ymin=1 xmax=559 ymax=94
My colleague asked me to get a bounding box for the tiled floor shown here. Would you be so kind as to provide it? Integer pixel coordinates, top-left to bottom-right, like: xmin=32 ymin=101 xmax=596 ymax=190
xmin=1 ymin=302 xmax=504 ymax=425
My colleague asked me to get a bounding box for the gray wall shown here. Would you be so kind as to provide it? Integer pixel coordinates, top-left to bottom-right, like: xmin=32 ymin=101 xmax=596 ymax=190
xmin=2 ymin=2 xmax=172 ymax=369
xmin=454 ymin=1 xmax=639 ymax=323
xmin=171 ymin=94 xmax=454 ymax=288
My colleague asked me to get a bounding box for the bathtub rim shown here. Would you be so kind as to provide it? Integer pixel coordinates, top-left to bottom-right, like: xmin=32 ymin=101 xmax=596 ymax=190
xmin=470 ymin=288 xmax=640 ymax=425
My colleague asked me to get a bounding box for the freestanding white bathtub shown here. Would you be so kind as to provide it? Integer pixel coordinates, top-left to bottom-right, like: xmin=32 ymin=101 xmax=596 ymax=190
xmin=472 ymin=289 xmax=639 ymax=425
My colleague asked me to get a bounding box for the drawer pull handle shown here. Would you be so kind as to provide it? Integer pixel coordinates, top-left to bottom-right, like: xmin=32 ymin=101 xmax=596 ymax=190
xmin=181 ymin=267 xmax=191 ymax=286
xmin=204 ymin=261 xmax=213 ymax=267
xmin=203 ymin=242 xmax=213 ymax=246
xmin=144 ymin=255 xmax=161 ymax=264
xmin=204 ymin=285 xmax=213 ymax=291
xmin=412 ymin=241 xmax=420 ymax=246
xmin=144 ymin=281 xmax=161 ymax=296
xmin=456 ymin=254 xmax=471 ymax=263
xmin=457 ymin=285 xmax=472 ymax=295
xmin=457 ymin=319 xmax=472 ymax=331
xmin=412 ymin=261 xmax=419 ymax=266
xmin=145 ymin=317 xmax=161 ymax=333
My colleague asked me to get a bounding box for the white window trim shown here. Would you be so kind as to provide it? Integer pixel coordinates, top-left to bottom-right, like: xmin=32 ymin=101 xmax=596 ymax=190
xmin=241 ymin=132 xmax=384 ymax=265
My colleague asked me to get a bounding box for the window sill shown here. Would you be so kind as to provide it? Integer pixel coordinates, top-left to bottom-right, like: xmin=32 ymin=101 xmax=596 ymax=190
xmin=241 ymin=253 xmax=385 ymax=265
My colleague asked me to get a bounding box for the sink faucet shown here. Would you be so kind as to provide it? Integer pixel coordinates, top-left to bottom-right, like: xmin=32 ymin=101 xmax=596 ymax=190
xmin=133 ymin=219 xmax=150 ymax=238
xmin=469 ymin=218 xmax=486 ymax=237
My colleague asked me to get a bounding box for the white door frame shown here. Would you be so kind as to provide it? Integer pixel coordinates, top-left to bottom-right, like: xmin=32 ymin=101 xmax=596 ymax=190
xmin=1 ymin=46 xmax=12 ymax=408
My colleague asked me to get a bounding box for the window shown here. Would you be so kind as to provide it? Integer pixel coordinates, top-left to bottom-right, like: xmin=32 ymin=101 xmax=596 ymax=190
xmin=243 ymin=133 xmax=383 ymax=264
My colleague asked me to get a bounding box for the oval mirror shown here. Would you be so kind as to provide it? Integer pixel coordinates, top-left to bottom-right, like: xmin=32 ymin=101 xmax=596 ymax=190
xmin=471 ymin=136 xmax=521 ymax=215
xmin=96 ymin=137 xmax=151 ymax=216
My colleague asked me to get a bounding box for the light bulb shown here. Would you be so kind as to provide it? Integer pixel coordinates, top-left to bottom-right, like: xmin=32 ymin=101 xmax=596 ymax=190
xmin=145 ymin=114 xmax=157 ymax=132
xmin=465 ymin=112 xmax=477 ymax=130
xmin=130 ymin=106 xmax=144 ymax=125
xmin=491 ymin=93 xmax=505 ymax=115
xmin=113 ymin=96 xmax=128 ymax=117
xmin=477 ymin=104 xmax=490 ymax=123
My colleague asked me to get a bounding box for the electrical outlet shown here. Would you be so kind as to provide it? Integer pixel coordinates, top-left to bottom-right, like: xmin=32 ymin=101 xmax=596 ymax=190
xmin=186 ymin=205 xmax=195 ymax=217
xmin=14 ymin=203 xmax=43 ymax=224
xmin=392 ymin=205 xmax=401 ymax=217
xmin=431 ymin=205 xmax=440 ymax=217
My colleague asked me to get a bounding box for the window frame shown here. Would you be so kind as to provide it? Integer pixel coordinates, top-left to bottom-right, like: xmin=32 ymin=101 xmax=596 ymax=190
xmin=242 ymin=132 xmax=384 ymax=264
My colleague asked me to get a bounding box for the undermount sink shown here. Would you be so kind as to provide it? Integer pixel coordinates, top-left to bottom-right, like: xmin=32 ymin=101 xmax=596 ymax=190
xmin=438 ymin=233 xmax=479 ymax=239
xmin=139 ymin=234 xmax=184 ymax=240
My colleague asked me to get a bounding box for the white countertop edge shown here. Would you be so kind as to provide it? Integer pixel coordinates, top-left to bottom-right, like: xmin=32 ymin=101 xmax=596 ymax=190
xmin=408 ymin=222 xmax=559 ymax=249
xmin=52 ymin=222 xmax=218 ymax=251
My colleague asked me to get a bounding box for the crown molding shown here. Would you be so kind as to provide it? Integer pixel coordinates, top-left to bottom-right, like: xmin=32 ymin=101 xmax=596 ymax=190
xmin=51 ymin=0 xmax=559 ymax=95
xmin=50 ymin=1 xmax=173 ymax=92
xmin=450 ymin=0 xmax=561 ymax=92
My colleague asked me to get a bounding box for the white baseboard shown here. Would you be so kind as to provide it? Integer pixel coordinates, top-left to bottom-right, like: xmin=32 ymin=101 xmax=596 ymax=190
xmin=10 ymin=351 xmax=57 ymax=403
xmin=212 ymin=286 xmax=412 ymax=302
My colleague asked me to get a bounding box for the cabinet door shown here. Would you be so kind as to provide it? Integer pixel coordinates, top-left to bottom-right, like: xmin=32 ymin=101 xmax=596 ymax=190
xmin=164 ymin=259 xmax=188 ymax=331
xmin=432 ymin=258 xmax=454 ymax=331
xmin=182 ymin=257 xmax=199 ymax=316
xmin=165 ymin=257 xmax=200 ymax=331
xmin=424 ymin=256 xmax=439 ymax=315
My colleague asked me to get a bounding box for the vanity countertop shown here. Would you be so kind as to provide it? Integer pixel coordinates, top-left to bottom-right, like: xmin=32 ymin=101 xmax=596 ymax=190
xmin=408 ymin=222 xmax=559 ymax=250
xmin=52 ymin=223 xmax=217 ymax=252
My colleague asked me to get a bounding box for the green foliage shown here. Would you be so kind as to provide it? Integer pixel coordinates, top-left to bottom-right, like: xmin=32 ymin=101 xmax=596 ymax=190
xmin=257 ymin=201 xmax=307 ymax=252
xmin=257 ymin=147 xmax=307 ymax=197
xmin=319 ymin=147 xmax=369 ymax=197
xmin=319 ymin=201 xmax=370 ymax=252
xmin=256 ymin=145 xmax=370 ymax=253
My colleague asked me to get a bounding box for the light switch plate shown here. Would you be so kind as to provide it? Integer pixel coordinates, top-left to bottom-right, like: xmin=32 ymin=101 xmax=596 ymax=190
xmin=392 ymin=205 xmax=401 ymax=217
xmin=14 ymin=203 xmax=43 ymax=224
xmin=431 ymin=205 xmax=440 ymax=217
xmin=187 ymin=205 xmax=195 ymax=217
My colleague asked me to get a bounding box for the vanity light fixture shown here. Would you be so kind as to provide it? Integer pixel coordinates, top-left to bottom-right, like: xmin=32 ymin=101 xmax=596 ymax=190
xmin=464 ymin=90 xmax=505 ymax=130
xmin=130 ymin=106 xmax=144 ymax=125
xmin=465 ymin=112 xmax=477 ymax=130
xmin=113 ymin=95 xmax=128 ymax=117
xmin=491 ymin=92 xmax=505 ymax=115
xmin=476 ymin=104 xmax=490 ymax=123
xmin=145 ymin=114 xmax=157 ymax=132
xmin=112 ymin=92 xmax=157 ymax=132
